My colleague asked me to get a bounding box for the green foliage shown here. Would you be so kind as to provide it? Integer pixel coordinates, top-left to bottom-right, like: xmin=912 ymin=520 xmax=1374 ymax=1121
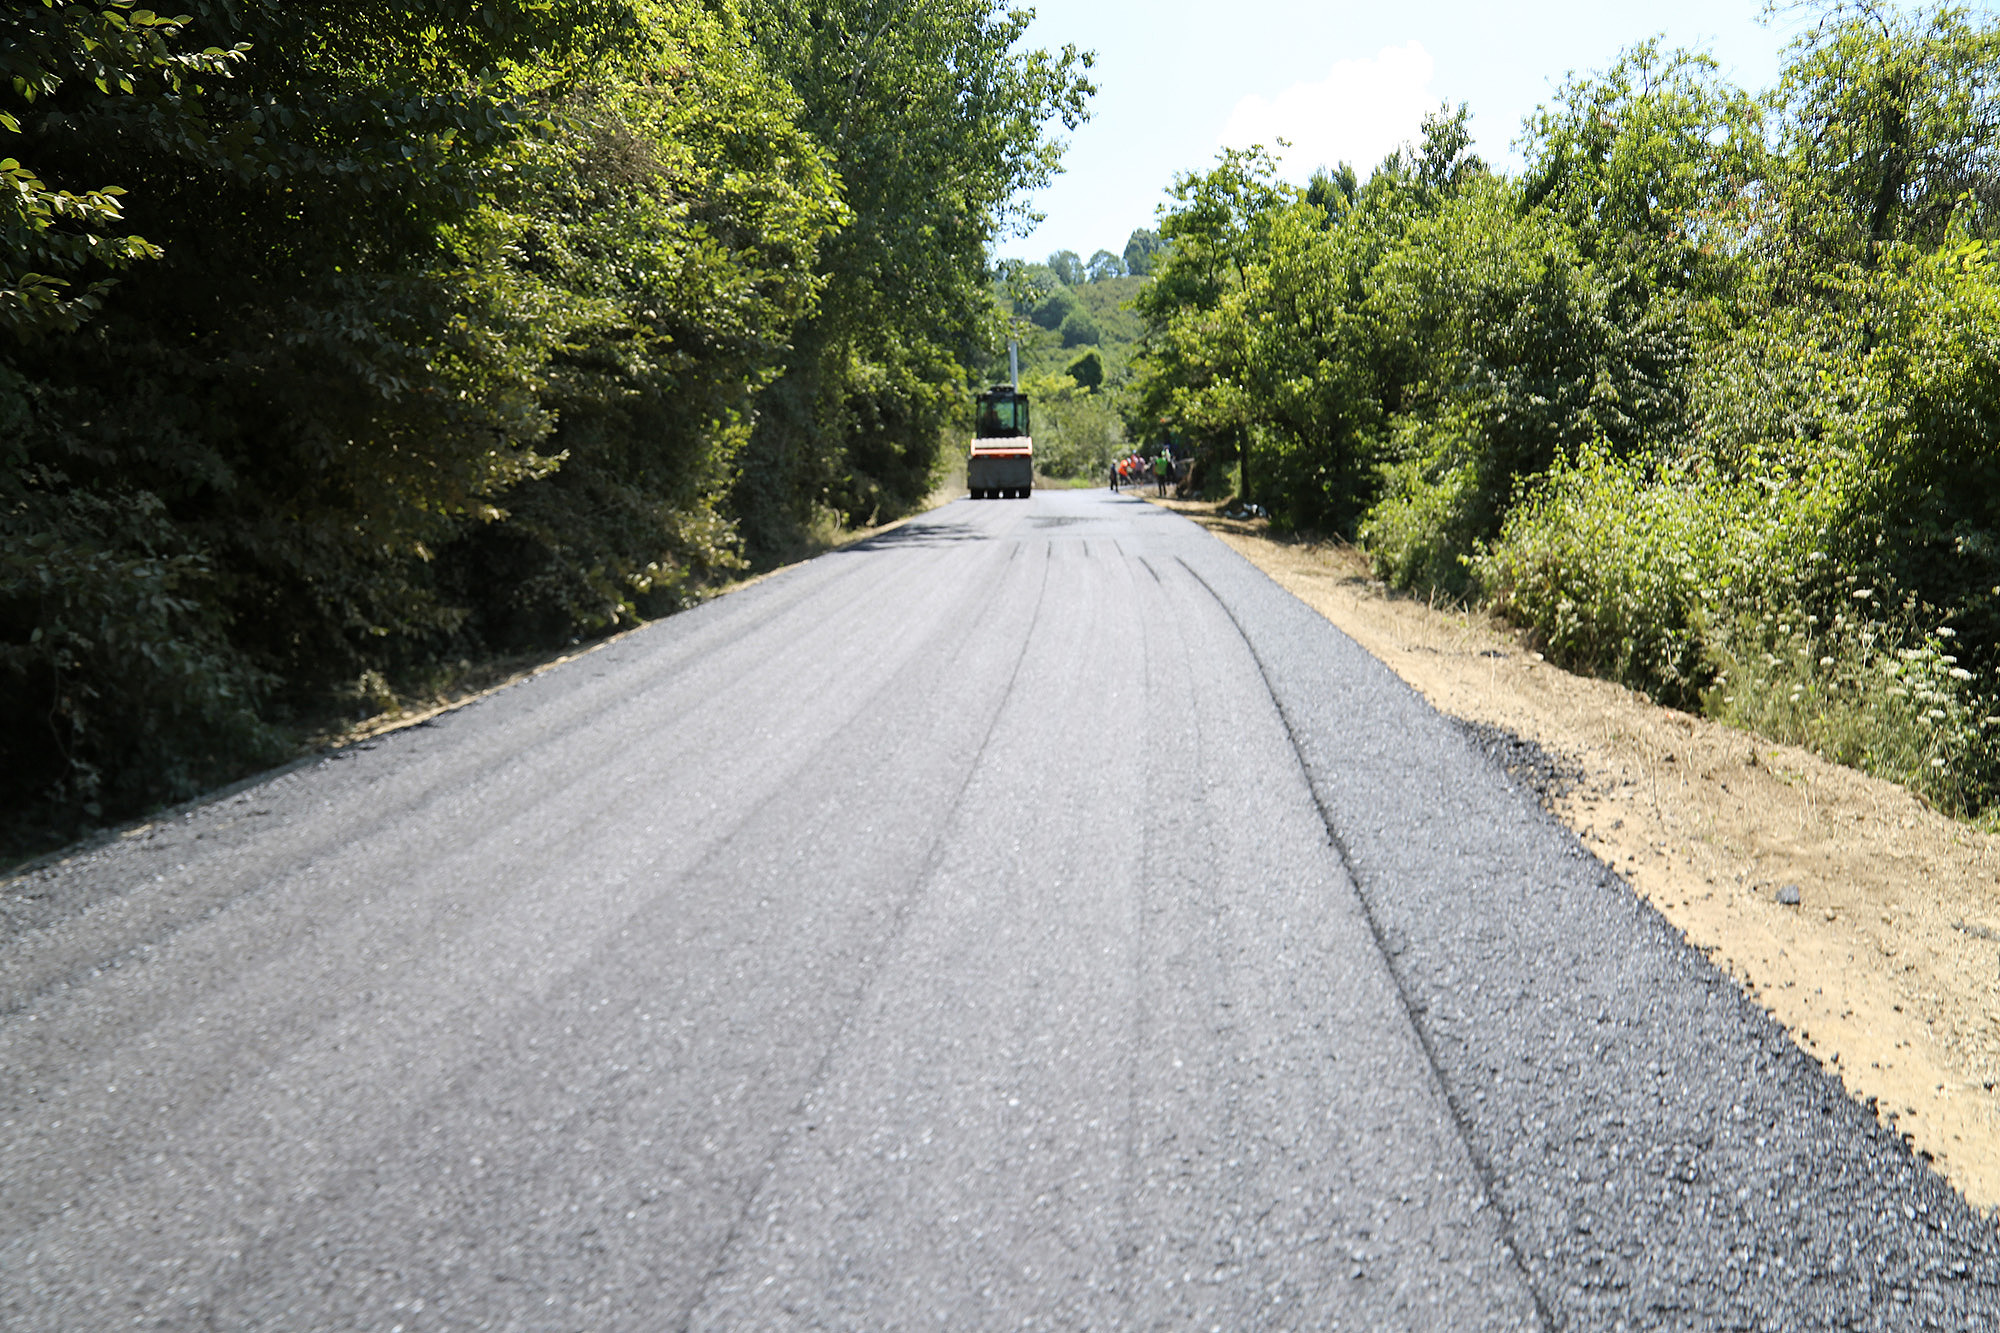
xmin=1130 ymin=2 xmax=2000 ymax=814
xmin=1709 ymin=613 xmax=1993 ymax=814
xmin=1030 ymin=283 xmax=1079 ymax=331
xmin=1361 ymin=445 xmax=1483 ymax=598
xmin=731 ymin=0 xmax=1094 ymax=547
xmin=1478 ymin=443 xmax=1735 ymax=703
xmin=1 ymin=0 xmax=245 ymax=338
xmin=1519 ymin=40 xmax=1756 ymax=283
xmin=1 ymin=379 xmax=283 ymax=830
xmin=5 ymin=0 xmax=622 ymax=837
xmin=1084 ymin=248 xmax=1124 ymax=281
xmin=1020 ymin=370 xmax=1124 ymax=478
xmin=1065 ymin=346 xmax=1104 ymax=390
xmin=1129 ymin=145 xmax=1292 ymax=502
xmin=1122 ymin=226 xmax=1165 ymax=277
xmin=1303 ymin=163 xmax=1358 ymax=221
xmin=4 ymin=0 xmax=1088 ymax=847
xmin=1058 ymin=306 xmax=1101 ymax=347
xmin=439 ymin=0 xmax=842 ymax=644
xmin=1771 ymin=0 xmax=2000 ymax=266
xmin=993 ymin=267 xmax=1142 ymax=387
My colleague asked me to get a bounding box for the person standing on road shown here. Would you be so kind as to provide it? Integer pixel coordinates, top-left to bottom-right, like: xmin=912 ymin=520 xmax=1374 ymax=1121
xmin=1109 ymin=457 xmax=1120 ymax=492
xmin=1154 ymin=449 xmax=1172 ymax=497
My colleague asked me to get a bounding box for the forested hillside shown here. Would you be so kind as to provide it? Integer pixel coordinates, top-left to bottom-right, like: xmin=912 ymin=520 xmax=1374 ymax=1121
xmin=1133 ymin=1 xmax=2000 ymax=817
xmin=1 ymin=0 xmax=1091 ymax=850
xmin=985 ymin=230 xmax=1159 ymax=478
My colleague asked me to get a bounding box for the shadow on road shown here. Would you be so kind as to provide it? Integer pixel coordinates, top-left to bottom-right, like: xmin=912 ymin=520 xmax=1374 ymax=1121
xmin=844 ymin=518 xmax=990 ymax=551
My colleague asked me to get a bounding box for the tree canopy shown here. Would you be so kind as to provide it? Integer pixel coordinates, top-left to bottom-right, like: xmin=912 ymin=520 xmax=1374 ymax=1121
xmin=1130 ymin=1 xmax=2000 ymax=814
xmin=2 ymin=0 xmax=1092 ymax=850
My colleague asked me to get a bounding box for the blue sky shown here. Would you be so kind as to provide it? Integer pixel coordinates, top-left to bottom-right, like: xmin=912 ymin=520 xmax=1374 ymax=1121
xmin=999 ymin=0 xmax=1820 ymax=263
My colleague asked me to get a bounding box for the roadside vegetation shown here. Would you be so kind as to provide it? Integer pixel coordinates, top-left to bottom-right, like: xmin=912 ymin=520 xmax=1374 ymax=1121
xmin=984 ymin=230 xmax=1161 ymax=482
xmin=1 ymin=0 xmax=1092 ymax=854
xmin=1130 ymin=1 xmax=2000 ymax=819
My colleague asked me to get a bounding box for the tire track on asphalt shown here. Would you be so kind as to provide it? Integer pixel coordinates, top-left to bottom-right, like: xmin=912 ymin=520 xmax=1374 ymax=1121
xmin=680 ymin=541 xmax=1056 ymax=1331
xmin=1178 ymin=553 xmax=1558 ymax=1333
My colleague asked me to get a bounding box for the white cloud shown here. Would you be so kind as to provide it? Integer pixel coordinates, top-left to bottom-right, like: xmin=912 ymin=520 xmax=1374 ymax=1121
xmin=1218 ymin=40 xmax=1439 ymax=181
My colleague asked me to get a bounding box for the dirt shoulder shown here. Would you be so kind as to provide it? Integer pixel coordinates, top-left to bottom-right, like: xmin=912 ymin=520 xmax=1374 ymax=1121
xmin=1162 ymin=497 xmax=2000 ymax=1213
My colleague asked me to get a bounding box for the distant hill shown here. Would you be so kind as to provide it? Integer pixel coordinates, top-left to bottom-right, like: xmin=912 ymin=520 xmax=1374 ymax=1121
xmin=981 ymin=258 xmax=1155 ymax=478
xmin=989 ymin=267 xmax=1147 ymax=390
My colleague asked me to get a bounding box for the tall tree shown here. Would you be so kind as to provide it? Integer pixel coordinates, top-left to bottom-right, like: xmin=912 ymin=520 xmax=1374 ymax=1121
xmin=1121 ymin=226 xmax=1165 ymax=276
xmin=2 ymin=0 xmax=842 ymax=836
xmin=1771 ymin=0 xmax=2000 ymax=267
xmin=732 ymin=0 xmax=1093 ymax=548
xmin=1047 ymin=248 xmax=1085 ymax=284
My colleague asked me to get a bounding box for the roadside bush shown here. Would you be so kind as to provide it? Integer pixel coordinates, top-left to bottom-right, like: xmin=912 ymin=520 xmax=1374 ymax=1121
xmin=1022 ymin=371 xmax=1123 ymax=478
xmin=1361 ymin=452 xmax=1483 ymax=599
xmin=1479 ymin=428 xmax=2000 ymax=811
xmin=0 ymin=478 xmax=281 ymax=837
xmin=1708 ymin=610 xmax=1997 ymax=815
xmin=1479 ymin=443 xmax=1729 ymax=706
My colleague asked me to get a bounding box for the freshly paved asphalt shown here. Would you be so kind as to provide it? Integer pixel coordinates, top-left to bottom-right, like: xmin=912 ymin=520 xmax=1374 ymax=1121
xmin=5 ymin=489 xmax=1998 ymax=1331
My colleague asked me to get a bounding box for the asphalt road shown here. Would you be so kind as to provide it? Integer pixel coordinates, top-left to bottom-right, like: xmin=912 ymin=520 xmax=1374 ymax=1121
xmin=5 ymin=489 xmax=1999 ymax=1331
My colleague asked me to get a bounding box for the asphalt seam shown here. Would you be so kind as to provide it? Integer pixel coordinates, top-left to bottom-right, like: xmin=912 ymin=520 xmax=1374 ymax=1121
xmin=1178 ymin=554 xmax=1558 ymax=1333
xmin=679 ymin=542 xmax=1056 ymax=1333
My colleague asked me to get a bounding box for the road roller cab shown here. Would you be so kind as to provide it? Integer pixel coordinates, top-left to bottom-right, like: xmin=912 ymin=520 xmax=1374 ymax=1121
xmin=969 ymin=385 xmax=1032 ymax=499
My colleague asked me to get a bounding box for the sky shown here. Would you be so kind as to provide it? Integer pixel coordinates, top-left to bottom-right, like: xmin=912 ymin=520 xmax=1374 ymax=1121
xmin=998 ymin=0 xmax=1819 ymax=264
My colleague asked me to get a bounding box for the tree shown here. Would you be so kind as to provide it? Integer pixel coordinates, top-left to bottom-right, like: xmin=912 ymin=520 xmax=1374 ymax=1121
xmin=1413 ymin=103 xmax=1487 ymax=194
xmin=1303 ymin=163 xmax=1359 ymax=222
xmin=0 ymin=0 xmax=244 ymax=339
xmin=1123 ymin=226 xmax=1165 ymax=276
xmin=1771 ymin=0 xmax=2000 ymax=267
xmin=1 ymin=0 xmax=842 ymax=837
xmin=1085 ymin=248 xmax=1124 ymax=281
xmin=1058 ymin=306 xmax=1101 ymax=347
xmin=1030 ymin=284 xmax=1079 ymax=330
xmin=732 ymin=0 xmax=1094 ymax=546
xmin=1132 ymin=146 xmax=1289 ymax=501
xmin=442 ymin=0 xmax=843 ymax=644
xmin=1065 ymin=346 xmax=1104 ymax=389
xmin=1047 ymin=248 xmax=1085 ymax=284
xmin=1521 ymin=40 xmax=1757 ymax=290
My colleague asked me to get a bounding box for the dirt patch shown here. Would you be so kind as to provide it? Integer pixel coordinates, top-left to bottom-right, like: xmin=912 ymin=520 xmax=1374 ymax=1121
xmin=1163 ymin=497 xmax=2000 ymax=1213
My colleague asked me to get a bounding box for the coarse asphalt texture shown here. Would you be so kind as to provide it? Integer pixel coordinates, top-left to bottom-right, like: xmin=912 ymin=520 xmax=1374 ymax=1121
xmin=4 ymin=489 xmax=1998 ymax=1331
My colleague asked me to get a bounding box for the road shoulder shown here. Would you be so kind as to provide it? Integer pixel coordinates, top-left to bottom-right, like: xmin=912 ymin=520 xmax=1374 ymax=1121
xmin=1159 ymin=496 xmax=2000 ymax=1214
